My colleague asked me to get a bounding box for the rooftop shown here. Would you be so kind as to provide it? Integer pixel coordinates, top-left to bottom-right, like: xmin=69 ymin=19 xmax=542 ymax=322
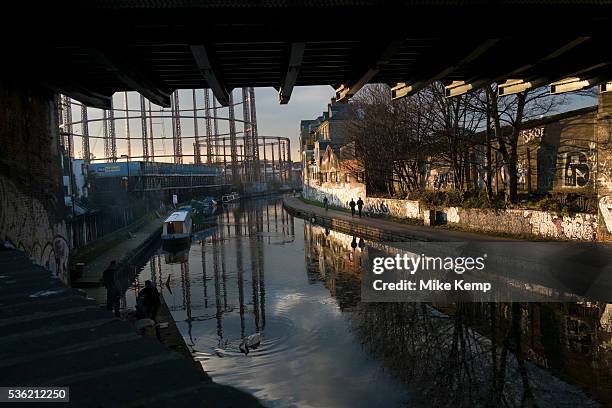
xmin=164 ymin=211 xmax=190 ymax=223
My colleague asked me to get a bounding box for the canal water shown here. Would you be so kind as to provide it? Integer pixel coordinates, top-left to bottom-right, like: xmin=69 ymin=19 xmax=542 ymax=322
xmin=127 ymin=197 xmax=611 ymax=407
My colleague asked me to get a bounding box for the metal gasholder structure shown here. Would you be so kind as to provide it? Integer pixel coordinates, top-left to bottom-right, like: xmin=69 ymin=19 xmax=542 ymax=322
xmin=59 ymin=88 xmax=294 ymax=186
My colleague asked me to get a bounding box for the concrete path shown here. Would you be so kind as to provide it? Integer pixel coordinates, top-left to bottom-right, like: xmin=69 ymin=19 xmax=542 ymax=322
xmin=284 ymin=196 xmax=508 ymax=242
xmin=74 ymin=217 xmax=164 ymax=306
xmin=0 ymin=249 xmax=263 ymax=407
xmin=78 ymin=217 xmax=164 ymax=285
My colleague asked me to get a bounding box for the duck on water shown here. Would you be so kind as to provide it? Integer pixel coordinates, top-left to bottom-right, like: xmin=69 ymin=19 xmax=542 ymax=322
xmin=239 ymin=333 xmax=262 ymax=355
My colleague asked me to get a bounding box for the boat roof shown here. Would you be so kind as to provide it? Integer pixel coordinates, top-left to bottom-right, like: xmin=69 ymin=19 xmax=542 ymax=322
xmin=164 ymin=211 xmax=189 ymax=222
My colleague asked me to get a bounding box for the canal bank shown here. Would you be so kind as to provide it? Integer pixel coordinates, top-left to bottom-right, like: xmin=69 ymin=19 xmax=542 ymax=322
xmin=0 ymin=248 xmax=263 ymax=407
xmin=70 ymin=209 xmax=216 ymax=375
xmin=283 ymin=195 xmax=509 ymax=242
xmin=65 ymin=207 xmax=264 ymax=405
xmin=72 ymin=212 xmax=164 ymax=290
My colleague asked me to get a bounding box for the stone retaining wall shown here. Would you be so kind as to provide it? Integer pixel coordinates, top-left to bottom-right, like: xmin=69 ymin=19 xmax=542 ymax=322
xmin=303 ymin=184 xmax=598 ymax=241
xmin=445 ymin=207 xmax=597 ymax=241
xmin=303 ymin=184 xmax=420 ymax=219
xmin=303 ymin=183 xmax=366 ymax=208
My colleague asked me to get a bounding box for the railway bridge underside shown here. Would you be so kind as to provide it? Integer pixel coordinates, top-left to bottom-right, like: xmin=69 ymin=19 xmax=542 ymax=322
xmin=3 ymin=1 xmax=612 ymax=273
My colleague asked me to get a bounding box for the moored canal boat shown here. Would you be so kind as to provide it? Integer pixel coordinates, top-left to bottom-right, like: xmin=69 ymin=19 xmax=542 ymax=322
xmin=162 ymin=211 xmax=192 ymax=247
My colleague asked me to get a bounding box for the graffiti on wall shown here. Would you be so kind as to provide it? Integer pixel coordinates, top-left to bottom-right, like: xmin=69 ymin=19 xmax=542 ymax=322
xmin=598 ymin=195 xmax=612 ymax=234
xmin=364 ymin=201 xmax=389 ymax=216
xmin=304 ymin=184 xmax=421 ymax=219
xmin=597 ymin=158 xmax=612 ymax=192
xmin=520 ymin=127 xmax=545 ymax=145
xmin=303 ymin=183 xmax=366 ymax=209
xmin=304 ymin=183 xmax=599 ymax=240
xmin=564 ymin=151 xmax=590 ymax=188
xmin=445 ymin=207 xmax=597 ymax=241
xmin=0 ymin=176 xmax=69 ymax=282
xmin=427 ymin=169 xmax=453 ymax=190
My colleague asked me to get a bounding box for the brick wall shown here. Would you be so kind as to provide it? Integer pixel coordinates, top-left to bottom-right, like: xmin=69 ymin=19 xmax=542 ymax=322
xmin=0 ymin=81 xmax=69 ymax=282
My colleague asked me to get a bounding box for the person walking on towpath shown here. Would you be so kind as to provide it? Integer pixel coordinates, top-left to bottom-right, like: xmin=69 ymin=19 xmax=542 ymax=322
xmin=323 ymin=196 xmax=329 ymax=211
xmin=349 ymin=199 xmax=356 ymax=217
xmin=102 ymin=260 xmax=121 ymax=318
xmin=357 ymin=197 xmax=364 ymax=218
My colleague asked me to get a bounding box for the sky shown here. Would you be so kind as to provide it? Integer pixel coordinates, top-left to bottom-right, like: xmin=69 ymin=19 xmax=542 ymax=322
xmin=69 ymin=85 xmax=595 ymax=164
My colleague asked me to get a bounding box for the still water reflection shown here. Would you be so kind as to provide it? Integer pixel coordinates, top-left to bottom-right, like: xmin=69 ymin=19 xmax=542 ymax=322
xmin=129 ymin=197 xmax=612 ymax=407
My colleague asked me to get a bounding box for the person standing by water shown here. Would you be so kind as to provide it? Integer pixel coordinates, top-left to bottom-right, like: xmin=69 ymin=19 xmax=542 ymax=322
xmin=323 ymin=196 xmax=329 ymax=211
xmin=349 ymin=199 xmax=356 ymax=217
xmin=356 ymin=197 xmax=364 ymax=218
xmin=137 ymin=280 xmax=161 ymax=321
xmin=102 ymin=260 xmax=121 ymax=318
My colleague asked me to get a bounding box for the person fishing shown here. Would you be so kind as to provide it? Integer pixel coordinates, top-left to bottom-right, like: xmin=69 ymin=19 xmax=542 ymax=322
xmin=349 ymin=199 xmax=356 ymax=217
xmin=137 ymin=280 xmax=161 ymax=321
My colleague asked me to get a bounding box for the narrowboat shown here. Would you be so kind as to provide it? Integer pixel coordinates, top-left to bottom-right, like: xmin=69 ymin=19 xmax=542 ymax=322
xmin=162 ymin=211 xmax=192 ymax=244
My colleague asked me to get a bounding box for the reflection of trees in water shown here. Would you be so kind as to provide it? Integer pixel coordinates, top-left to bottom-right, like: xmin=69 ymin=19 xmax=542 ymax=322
xmin=303 ymin=222 xmax=605 ymax=406
xmin=350 ymin=302 xmax=495 ymax=406
xmin=351 ymin=302 xmax=602 ymax=407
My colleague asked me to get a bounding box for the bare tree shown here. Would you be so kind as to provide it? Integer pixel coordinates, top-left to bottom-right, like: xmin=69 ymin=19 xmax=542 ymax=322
xmin=478 ymin=85 xmax=569 ymax=203
xmin=426 ymin=83 xmax=485 ymax=192
xmin=344 ymin=82 xmax=579 ymax=204
xmin=345 ymin=84 xmax=442 ymax=197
